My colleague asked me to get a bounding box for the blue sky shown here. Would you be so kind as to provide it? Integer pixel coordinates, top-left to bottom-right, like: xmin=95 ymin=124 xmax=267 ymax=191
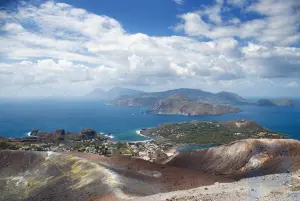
xmin=0 ymin=0 xmax=299 ymax=97
xmin=57 ymin=0 xmax=261 ymax=36
xmin=61 ymin=0 xmax=182 ymax=36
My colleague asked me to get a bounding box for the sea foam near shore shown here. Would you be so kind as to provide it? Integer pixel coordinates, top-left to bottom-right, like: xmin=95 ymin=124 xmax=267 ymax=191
xmin=133 ymin=129 xmax=153 ymax=142
xmin=136 ymin=129 xmax=147 ymax=137
xmin=127 ymin=139 xmax=154 ymax=143
xmin=104 ymin=134 xmax=114 ymax=139
xmin=99 ymin=132 xmax=115 ymax=139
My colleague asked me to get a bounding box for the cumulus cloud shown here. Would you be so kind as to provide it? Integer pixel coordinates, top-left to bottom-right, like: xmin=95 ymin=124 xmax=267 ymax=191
xmin=2 ymin=23 xmax=24 ymax=33
xmin=175 ymin=0 xmax=300 ymax=46
xmin=0 ymin=0 xmax=299 ymax=97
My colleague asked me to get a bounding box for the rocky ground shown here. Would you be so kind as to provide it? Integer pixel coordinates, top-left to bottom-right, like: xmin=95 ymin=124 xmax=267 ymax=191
xmin=129 ymin=141 xmax=176 ymax=162
xmin=133 ymin=171 xmax=300 ymax=201
xmin=2 ymin=137 xmax=300 ymax=201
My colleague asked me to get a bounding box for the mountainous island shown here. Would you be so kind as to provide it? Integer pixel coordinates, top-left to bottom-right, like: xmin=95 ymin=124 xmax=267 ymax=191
xmin=148 ymin=94 xmax=240 ymax=116
xmin=255 ymin=98 xmax=294 ymax=106
xmin=95 ymin=87 xmax=294 ymax=110
xmin=105 ymin=88 xmax=249 ymax=107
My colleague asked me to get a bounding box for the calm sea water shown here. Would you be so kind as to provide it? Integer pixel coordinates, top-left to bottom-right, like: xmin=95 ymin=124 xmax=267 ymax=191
xmin=0 ymin=98 xmax=299 ymax=142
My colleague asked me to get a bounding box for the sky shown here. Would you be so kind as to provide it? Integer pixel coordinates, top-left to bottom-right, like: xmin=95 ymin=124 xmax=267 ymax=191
xmin=0 ymin=0 xmax=299 ymax=97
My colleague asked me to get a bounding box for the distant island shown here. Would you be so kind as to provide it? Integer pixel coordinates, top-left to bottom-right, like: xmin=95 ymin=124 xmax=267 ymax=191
xmin=140 ymin=119 xmax=285 ymax=144
xmin=99 ymin=87 xmax=294 ymax=110
xmin=87 ymin=87 xmax=143 ymax=100
xmin=255 ymin=99 xmax=294 ymax=106
xmin=105 ymin=88 xmax=249 ymax=107
xmin=147 ymin=94 xmax=240 ymax=116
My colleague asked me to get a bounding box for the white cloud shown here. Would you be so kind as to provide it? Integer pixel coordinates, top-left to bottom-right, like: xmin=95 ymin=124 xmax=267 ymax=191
xmin=175 ymin=0 xmax=300 ymax=46
xmin=201 ymin=0 xmax=223 ymax=24
xmin=173 ymin=0 xmax=184 ymax=5
xmin=175 ymin=13 xmax=209 ymax=36
xmin=286 ymin=82 xmax=299 ymax=88
xmin=228 ymin=18 xmax=241 ymax=24
xmin=227 ymin=0 xmax=247 ymax=7
xmin=0 ymin=0 xmax=299 ymax=97
xmin=2 ymin=23 xmax=24 ymax=33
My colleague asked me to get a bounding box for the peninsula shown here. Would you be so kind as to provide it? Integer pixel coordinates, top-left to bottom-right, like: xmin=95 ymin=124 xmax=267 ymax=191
xmin=140 ymin=119 xmax=285 ymax=144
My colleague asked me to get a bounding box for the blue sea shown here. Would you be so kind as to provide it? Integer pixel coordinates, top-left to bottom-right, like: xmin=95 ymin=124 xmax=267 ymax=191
xmin=0 ymin=98 xmax=299 ymax=142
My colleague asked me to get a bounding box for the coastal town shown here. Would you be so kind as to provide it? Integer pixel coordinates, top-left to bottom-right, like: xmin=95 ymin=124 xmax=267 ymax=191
xmin=0 ymin=128 xmax=177 ymax=163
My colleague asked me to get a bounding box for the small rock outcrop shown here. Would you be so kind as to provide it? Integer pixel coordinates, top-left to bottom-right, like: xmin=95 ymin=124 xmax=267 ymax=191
xmin=80 ymin=128 xmax=97 ymax=139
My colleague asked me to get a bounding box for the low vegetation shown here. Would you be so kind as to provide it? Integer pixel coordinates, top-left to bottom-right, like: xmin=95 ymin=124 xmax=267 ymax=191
xmin=141 ymin=120 xmax=285 ymax=145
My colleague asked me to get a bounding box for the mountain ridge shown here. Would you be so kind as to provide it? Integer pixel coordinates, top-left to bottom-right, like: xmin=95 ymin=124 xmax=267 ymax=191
xmin=88 ymin=87 xmax=294 ymax=108
xmin=107 ymin=88 xmax=248 ymax=107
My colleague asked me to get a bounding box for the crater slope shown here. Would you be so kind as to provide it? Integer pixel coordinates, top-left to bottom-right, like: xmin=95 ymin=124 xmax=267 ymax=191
xmin=166 ymin=139 xmax=300 ymax=178
xmin=0 ymin=150 xmax=230 ymax=201
xmin=2 ymin=139 xmax=300 ymax=201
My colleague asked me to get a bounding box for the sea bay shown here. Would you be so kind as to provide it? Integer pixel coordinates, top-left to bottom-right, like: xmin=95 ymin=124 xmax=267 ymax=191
xmin=0 ymin=98 xmax=299 ymax=141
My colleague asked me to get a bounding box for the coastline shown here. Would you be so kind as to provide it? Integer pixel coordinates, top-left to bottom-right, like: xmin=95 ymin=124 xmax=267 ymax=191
xmin=135 ymin=129 xmax=153 ymax=139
